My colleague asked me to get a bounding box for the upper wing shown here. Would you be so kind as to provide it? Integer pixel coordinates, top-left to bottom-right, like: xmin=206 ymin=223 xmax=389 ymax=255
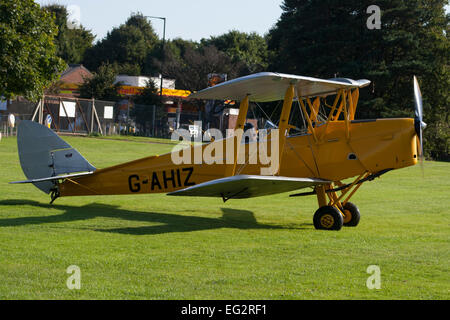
xmin=189 ymin=72 xmax=371 ymax=102
xmin=167 ymin=175 xmax=329 ymax=201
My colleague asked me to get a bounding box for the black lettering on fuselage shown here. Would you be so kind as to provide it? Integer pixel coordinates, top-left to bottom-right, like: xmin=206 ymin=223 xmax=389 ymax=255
xmin=151 ymin=172 xmax=162 ymax=190
xmin=182 ymin=167 xmax=195 ymax=187
xmin=129 ymin=168 xmax=195 ymax=193
xmin=128 ymin=175 xmax=140 ymax=193
xmin=163 ymin=169 xmax=176 ymax=189
xmin=176 ymin=169 xmax=182 ymax=187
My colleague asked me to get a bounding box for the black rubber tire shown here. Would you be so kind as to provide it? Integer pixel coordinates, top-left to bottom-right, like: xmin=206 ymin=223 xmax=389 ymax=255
xmin=313 ymin=206 xmax=344 ymax=231
xmin=343 ymin=202 xmax=361 ymax=227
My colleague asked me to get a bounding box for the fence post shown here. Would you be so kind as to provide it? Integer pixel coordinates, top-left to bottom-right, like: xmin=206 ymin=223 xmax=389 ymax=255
xmin=90 ymin=98 xmax=95 ymax=134
xmin=31 ymin=100 xmax=41 ymax=122
xmin=91 ymin=99 xmax=103 ymax=135
xmin=39 ymin=95 xmax=44 ymax=124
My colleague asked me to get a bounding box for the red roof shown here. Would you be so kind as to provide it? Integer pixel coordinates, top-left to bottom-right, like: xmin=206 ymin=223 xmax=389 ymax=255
xmin=60 ymin=64 xmax=93 ymax=85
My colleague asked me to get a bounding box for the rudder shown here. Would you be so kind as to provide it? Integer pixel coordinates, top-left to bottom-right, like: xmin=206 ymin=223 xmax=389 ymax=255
xmin=16 ymin=121 xmax=96 ymax=194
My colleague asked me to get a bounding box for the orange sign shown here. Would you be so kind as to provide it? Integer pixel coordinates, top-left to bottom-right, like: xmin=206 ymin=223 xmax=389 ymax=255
xmin=118 ymin=86 xmax=191 ymax=98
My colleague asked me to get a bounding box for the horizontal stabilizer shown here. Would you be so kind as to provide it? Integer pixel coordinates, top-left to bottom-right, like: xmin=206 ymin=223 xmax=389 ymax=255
xmin=167 ymin=175 xmax=329 ymax=200
xmin=10 ymin=171 xmax=94 ymax=184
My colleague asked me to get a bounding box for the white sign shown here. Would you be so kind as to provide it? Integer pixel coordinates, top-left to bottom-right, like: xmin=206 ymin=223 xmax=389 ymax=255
xmin=104 ymin=106 xmax=114 ymax=119
xmin=228 ymin=108 xmax=239 ymax=116
xmin=8 ymin=114 xmax=15 ymax=128
xmin=60 ymin=101 xmax=76 ymax=118
xmin=45 ymin=115 xmax=52 ymax=128
xmin=189 ymin=125 xmax=200 ymax=138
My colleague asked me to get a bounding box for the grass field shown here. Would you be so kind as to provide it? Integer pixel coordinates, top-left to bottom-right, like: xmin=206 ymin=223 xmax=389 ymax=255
xmin=0 ymin=135 xmax=448 ymax=300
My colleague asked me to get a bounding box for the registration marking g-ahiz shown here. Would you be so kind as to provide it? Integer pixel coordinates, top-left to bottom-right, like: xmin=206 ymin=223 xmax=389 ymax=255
xmin=128 ymin=167 xmax=195 ymax=192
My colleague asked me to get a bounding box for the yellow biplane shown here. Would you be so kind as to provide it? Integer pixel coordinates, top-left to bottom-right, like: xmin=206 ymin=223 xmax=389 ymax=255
xmin=11 ymin=72 xmax=426 ymax=231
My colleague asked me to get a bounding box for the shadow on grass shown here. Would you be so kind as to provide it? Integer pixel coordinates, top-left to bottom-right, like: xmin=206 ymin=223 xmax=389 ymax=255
xmin=0 ymin=200 xmax=308 ymax=235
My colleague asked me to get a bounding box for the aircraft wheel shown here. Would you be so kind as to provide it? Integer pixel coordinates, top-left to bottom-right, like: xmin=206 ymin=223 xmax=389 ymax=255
xmin=313 ymin=206 xmax=343 ymax=231
xmin=342 ymin=202 xmax=360 ymax=227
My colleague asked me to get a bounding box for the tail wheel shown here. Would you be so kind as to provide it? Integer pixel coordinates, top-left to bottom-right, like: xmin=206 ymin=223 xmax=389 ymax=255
xmin=313 ymin=206 xmax=343 ymax=231
xmin=342 ymin=202 xmax=360 ymax=227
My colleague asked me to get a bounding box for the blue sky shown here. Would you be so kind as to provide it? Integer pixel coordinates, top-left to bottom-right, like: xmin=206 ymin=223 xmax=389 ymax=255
xmin=35 ymin=1 xmax=450 ymax=43
xmin=36 ymin=0 xmax=284 ymax=42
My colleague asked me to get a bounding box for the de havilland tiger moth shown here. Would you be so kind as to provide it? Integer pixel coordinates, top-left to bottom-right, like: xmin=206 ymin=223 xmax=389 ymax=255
xmin=11 ymin=72 xmax=426 ymax=231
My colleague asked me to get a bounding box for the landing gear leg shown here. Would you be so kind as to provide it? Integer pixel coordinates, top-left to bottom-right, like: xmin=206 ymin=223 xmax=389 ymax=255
xmin=50 ymin=187 xmax=60 ymax=204
xmin=314 ymin=182 xmax=363 ymax=230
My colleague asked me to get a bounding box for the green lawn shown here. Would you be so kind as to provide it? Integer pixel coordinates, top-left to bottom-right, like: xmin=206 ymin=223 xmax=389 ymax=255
xmin=0 ymin=135 xmax=448 ymax=299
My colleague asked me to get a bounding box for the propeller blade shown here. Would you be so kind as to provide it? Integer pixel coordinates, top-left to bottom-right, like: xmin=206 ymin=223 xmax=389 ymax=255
xmin=413 ymin=76 xmax=423 ymax=121
xmin=413 ymin=76 xmax=426 ymax=175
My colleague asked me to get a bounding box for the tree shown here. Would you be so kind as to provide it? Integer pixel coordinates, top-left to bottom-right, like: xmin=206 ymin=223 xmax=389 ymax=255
xmin=154 ymin=43 xmax=244 ymax=92
xmin=78 ymin=63 xmax=121 ymax=101
xmin=83 ymin=13 xmax=158 ymax=74
xmin=143 ymin=37 xmax=197 ymax=76
xmin=202 ymin=30 xmax=269 ymax=74
xmin=268 ymin=0 xmax=449 ymax=160
xmin=0 ymin=0 xmax=66 ymax=101
xmin=43 ymin=4 xmax=95 ymax=64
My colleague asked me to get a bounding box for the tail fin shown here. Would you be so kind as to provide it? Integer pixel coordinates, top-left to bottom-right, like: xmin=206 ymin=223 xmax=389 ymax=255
xmin=13 ymin=121 xmax=96 ymax=194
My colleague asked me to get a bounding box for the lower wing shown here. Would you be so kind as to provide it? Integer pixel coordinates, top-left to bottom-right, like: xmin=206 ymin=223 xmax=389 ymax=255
xmin=167 ymin=175 xmax=329 ymax=202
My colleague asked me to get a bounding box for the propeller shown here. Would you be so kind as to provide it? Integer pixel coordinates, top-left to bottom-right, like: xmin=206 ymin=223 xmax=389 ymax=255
xmin=413 ymin=76 xmax=427 ymax=170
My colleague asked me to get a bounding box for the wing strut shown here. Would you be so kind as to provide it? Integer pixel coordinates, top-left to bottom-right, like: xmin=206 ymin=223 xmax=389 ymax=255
xmin=226 ymin=95 xmax=250 ymax=177
xmin=276 ymin=84 xmax=295 ymax=175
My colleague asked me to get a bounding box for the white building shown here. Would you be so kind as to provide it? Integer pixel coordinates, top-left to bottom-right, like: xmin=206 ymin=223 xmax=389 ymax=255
xmin=115 ymin=75 xmax=176 ymax=90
